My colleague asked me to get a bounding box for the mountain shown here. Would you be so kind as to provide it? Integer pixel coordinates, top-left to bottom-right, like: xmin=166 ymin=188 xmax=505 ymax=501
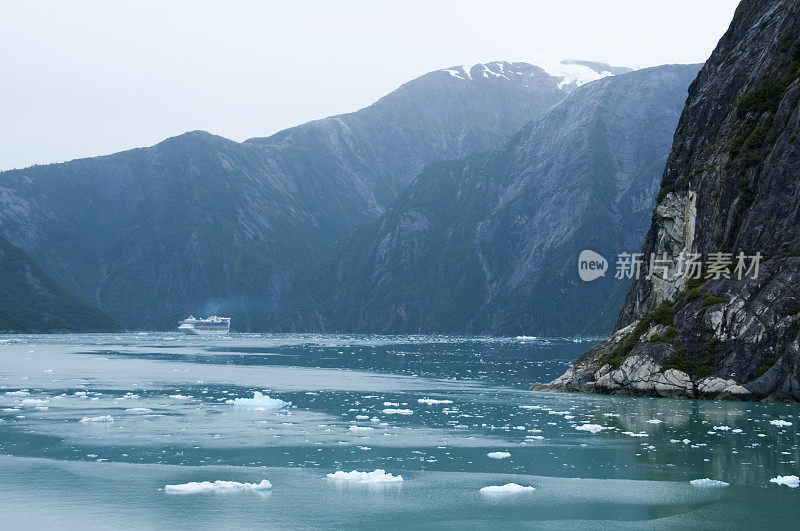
xmin=0 ymin=236 xmax=119 ymax=332
xmin=0 ymin=61 xmax=604 ymax=330
xmin=312 ymin=64 xmax=701 ymax=336
xmin=537 ymin=0 xmax=800 ymax=400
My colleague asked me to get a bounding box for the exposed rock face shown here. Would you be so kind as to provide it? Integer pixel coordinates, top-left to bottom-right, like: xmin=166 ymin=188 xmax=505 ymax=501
xmin=313 ymin=65 xmax=700 ymax=335
xmin=537 ymin=0 xmax=800 ymax=401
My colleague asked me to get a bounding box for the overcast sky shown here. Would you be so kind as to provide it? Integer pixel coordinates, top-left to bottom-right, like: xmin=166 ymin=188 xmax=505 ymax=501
xmin=1 ymin=0 xmax=740 ymax=171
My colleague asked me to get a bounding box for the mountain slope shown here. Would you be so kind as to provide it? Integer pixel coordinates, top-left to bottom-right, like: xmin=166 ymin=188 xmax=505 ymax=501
xmin=313 ymin=64 xmax=701 ymax=335
xmin=538 ymin=0 xmax=800 ymax=401
xmin=0 ymin=237 xmax=119 ymax=332
xmin=0 ymin=61 xmax=592 ymax=330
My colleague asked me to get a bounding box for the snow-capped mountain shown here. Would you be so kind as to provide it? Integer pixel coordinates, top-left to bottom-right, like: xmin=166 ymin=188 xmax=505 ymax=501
xmin=439 ymin=60 xmax=633 ymax=90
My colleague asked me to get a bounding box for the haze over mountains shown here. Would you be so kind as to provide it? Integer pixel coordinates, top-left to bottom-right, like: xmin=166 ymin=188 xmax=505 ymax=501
xmin=0 ymin=59 xmax=698 ymax=333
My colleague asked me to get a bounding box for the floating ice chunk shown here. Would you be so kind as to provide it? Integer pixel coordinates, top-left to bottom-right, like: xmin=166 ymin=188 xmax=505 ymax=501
xmin=690 ymin=478 xmax=730 ymax=487
xmin=487 ymin=451 xmax=511 ymax=459
xmin=647 ymin=419 xmax=663 ymax=424
xmin=349 ymin=426 xmax=374 ymax=432
xmin=165 ymin=479 xmax=272 ymax=493
xmin=325 ymin=469 xmax=403 ymax=483
xmin=520 ymin=405 xmax=541 ymax=410
xmin=575 ymin=424 xmax=606 ymax=433
xmin=382 ymin=408 xmax=413 ymax=415
xmin=79 ymin=415 xmax=114 ymax=423
xmin=4 ymin=391 xmax=29 ymax=397
xmin=770 ymin=475 xmax=799 ymax=488
xmin=769 ymin=420 xmax=792 ymax=427
xmin=232 ymin=392 xmax=290 ymax=410
xmin=125 ymin=408 xmax=154 ymax=413
xmin=732 ymin=428 xmax=743 ymax=433
xmin=20 ymin=398 xmax=49 ymax=406
xmin=418 ymin=398 xmax=453 ymax=405
xmin=169 ymin=394 xmax=192 ymax=399
xmin=480 ymin=483 xmax=535 ymax=494
xmin=383 ymin=402 xmax=400 ymax=407
xmin=622 ymin=431 xmax=649 ymax=437
xmin=713 ymin=425 xmax=731 ymax=431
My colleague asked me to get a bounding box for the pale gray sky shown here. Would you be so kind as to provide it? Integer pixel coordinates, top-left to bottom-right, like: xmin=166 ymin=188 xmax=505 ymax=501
xmin=0 ymin=0 xmax=740 ymax=171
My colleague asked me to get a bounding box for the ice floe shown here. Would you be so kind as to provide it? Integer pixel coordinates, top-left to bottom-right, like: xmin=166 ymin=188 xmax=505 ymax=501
xmin=382 ymin=408 xmax=413 ymax=415
xmin=79 ymin=415 xmax=114 ymax=423
xmin=480 ymin=483 xmax=535 ymax=494
xmin=325 ymin=469 xmax=403 ymax=483
xmin=575 ymin=424 xmax=606 ymax=433
xmin=769 ymin=420 xmax=792 ymax=427
xmin=165 ymin=479 xmax=272 ymax=493
xmin=770 ymin=475 xmax=799 ymax=488
xmin=418 ymin=398 xmax=453 ymax=405
xmin=125 ymin=408 xmax=153 ymax=413
xmin=690 ymin=478 xmax=730 ymax=487
xmin=232 ymin=392 xmax=290 ymax=410
xmin=487 ymin=451 xmax=511 ymax=459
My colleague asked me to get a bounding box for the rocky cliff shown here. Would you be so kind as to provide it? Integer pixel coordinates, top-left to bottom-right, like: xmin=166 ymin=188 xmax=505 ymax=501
xmin=535 ymin=0 xmax=800 ymax=401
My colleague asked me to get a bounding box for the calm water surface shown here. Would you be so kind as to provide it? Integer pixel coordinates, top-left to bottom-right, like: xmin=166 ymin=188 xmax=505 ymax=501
xmin=0 ymin=333 xmax=798 ymax=529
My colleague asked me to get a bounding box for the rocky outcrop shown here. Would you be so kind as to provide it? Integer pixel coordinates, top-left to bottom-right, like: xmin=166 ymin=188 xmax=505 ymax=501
xmin=536 ymin=0 xmax=800 ymax=401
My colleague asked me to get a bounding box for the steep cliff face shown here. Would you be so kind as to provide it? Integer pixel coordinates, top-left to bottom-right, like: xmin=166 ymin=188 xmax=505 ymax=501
xmin=537 ymin=0 xmax=800 ymax=401
xmin=0 ymin=237 xmax=119 ymax=332
xmin=313 ymin=65 xmax=700 ymax=335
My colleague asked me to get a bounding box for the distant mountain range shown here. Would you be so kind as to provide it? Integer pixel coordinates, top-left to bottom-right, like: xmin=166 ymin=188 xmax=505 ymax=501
xmin=0 ymin=60 xmax=699 ymax=333
xmin=313 ymin=64 xmax=701 ymax=335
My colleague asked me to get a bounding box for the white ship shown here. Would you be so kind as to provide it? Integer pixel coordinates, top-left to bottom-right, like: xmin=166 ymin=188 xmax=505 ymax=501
xmin=177 ymin=315 xmax=231 ymax=335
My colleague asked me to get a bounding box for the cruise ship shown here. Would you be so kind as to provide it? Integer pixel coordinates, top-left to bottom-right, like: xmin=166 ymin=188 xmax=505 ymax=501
xmin=177 ymin=315 xmax=231 ymax=335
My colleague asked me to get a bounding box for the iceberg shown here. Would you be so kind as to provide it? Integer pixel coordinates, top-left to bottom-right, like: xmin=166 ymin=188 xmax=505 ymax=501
xmin=575 ymin=424 xmax=606 ymax=433
xmin=232 ymin=392 xmax=290 ymax=410
xmin=382 ymin=408 xmax=413 ymax=415
xmin=770 ymin=475 xmax=799 ymax=488
xmin=125 ymin=408 xmax=154 ymax=413
xmin=480 ymin=483 xmax=535 ymax=494
xmin=769 ymin=419 xmax=792 ymax=427
xmin=79 ymin=415 xmax=114 ymax=423
xmin=487 ymin=451 xmax=511 ymax=459
xmin=325 ymin=469 xmax=403 ymax=483
xmin=418 ymin=398 xmax=453 ymax=405
xmin=690 ymin=478 xmax=730 ymax=487
xmin=348 ymin=425 xmax=374 ymax=432
xmin=646 ymin=419 xmax=663 ymax=424
xmin=165 ymin=479 xmax=272 ymax=493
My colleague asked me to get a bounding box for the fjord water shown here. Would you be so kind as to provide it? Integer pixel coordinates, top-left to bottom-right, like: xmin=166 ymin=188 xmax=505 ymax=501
xmin=0 ymin=334 xmax=798 ymax=529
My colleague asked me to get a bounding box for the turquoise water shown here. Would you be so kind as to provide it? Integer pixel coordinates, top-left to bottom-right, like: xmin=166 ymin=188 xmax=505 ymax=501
xmin=0 ymin=333 xmax=798 ymax=529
